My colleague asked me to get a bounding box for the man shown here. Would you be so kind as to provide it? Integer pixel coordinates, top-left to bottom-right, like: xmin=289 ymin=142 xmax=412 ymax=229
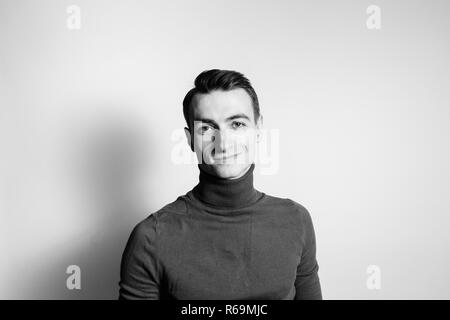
xmin=119 ymin=69 xmax=322 ymax=299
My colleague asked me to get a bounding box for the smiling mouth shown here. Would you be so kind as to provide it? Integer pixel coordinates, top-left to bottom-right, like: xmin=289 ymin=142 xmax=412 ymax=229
xmin=213 ymin=153 xmax=241 ymax=161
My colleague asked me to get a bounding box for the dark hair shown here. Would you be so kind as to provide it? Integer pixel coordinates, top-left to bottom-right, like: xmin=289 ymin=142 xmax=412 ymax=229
xmin=183 ymin=69 xmax=260 ymax=131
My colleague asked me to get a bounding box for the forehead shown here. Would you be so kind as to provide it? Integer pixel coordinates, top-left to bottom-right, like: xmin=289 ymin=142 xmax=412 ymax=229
xmin=192 ymin=88 xmax=254 ymax=122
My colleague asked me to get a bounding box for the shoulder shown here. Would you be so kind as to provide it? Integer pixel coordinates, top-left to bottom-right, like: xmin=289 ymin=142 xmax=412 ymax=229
xmin=283 ymin=199 xmax=318 ymax=247
xmin=131 ymin=196 xmax=189 ymax=237
xmin=262 ymin=194 xmax=313 ymax=223
xmin=286 ymin=198 xmax=313 ymax=220
xmin=285 ymin=198 xmax=316 ymax=229
xmin=127 ymin=213 xmax=157 ymax=248
xmin=262 ymin=194 xmax=318 ymax=241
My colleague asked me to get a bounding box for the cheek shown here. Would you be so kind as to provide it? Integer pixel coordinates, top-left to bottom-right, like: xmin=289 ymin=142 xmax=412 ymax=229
xmin=193 ymin=133 xmax=212 ymax=146
xmin=193 ymin=134 xmax=215 ymax=156
xmin=236 ymin=132 xmax=257 ymax=149
xmin=228 ymin=135 xmax=249 ymax=153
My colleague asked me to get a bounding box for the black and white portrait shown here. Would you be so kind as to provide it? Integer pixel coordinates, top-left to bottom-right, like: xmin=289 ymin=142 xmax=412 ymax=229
xmin=1 ymin=0 xmax=450 ymax=302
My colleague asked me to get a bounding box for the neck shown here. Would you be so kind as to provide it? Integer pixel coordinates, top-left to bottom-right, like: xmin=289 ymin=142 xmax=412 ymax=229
xmin=192 ymin=163 xmax=260 ymax=209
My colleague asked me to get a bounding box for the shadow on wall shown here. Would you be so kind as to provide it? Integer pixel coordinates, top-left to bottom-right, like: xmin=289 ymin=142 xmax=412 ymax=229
xmin=18 ymin=107 xmax=156 ymax=299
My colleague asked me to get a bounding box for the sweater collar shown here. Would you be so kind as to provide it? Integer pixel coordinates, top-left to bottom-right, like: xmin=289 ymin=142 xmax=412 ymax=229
xmin=192 ymin=163 xmax=260 ymax=209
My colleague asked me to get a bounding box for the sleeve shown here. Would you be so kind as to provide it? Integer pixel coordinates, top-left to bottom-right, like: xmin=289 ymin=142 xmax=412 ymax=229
xmin=118 ymin=215 xmax=161 ymax=300
xmin=294 ymin=206 xmax=323 ymax=300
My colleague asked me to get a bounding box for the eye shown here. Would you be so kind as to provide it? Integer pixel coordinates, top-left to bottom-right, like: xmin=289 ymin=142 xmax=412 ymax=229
xmin=198 ymin=126 xmax=212 ymax=134
xmin=232 ymin=121 xmax=246 ymax=129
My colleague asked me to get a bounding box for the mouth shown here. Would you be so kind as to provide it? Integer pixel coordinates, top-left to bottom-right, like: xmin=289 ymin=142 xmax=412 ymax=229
xmin=213 ymin=152 xmax=242 ymax=161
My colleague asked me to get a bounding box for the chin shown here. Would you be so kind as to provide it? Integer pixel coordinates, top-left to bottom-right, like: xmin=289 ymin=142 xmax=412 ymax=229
xmin=211 ymin=163 xmax=250 ymax=179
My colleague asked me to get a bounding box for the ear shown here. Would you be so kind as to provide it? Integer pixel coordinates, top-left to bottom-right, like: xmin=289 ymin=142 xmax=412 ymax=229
xmin=256 ymin=114 xmax=263 ymax=143
xmin=184 ymin=127 xmax=194 ymax=152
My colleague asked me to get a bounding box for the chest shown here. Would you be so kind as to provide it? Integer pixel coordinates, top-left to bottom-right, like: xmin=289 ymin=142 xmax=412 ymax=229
xmin=158 ymin=217 xmax=302 ymax=299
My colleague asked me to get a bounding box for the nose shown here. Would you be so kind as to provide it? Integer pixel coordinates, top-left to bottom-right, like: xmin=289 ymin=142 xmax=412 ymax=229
xmin=212 ymin=129 xmax=234 ymax=156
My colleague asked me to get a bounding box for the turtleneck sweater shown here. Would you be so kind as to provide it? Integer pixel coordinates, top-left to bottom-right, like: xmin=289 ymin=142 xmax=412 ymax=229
xmin=119 ymin=163 xmax=322 ymax=300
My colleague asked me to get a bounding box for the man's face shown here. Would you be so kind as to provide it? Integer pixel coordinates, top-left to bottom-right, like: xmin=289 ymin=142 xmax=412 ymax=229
xmin=184 ymin=88 xmax=262 ymax=179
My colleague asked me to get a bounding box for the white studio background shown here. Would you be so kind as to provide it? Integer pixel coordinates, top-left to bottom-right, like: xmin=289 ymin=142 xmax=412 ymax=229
xmin=1 ymin=0 xmax=449 ymax=299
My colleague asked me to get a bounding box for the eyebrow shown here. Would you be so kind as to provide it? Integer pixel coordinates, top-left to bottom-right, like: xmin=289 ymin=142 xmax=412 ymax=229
xmin=193 ymin=113 xmax=251 ymax=126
